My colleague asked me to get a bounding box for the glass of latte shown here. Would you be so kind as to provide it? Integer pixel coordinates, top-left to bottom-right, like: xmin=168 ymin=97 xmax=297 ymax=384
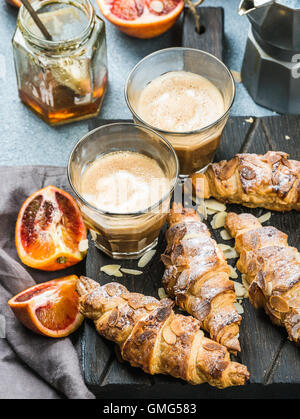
xmin=68 ymin=123 xmax=179 ymax=259
xmin=125 ymin=48 xmax=235 ymax=176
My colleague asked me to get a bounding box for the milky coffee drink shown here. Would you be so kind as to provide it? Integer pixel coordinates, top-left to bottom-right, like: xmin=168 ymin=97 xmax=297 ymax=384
xmin=80 ymin=151 xmax=170 ymax=254
xmin=136 ymin=71 xmax=226 ymax=174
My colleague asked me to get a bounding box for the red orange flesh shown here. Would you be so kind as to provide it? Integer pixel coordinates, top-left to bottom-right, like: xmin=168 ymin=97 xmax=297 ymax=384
xmin=8 ymin=275 xmax=83 ymax=338
xmin=97 ymin=0 xmax=184 ymax=38
xmin=15 ymin=185 xmax=87 ymax=271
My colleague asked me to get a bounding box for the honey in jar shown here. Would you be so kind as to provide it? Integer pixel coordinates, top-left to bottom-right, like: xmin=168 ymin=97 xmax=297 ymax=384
xmin=12 ymin=0 xmax=108 ymax=125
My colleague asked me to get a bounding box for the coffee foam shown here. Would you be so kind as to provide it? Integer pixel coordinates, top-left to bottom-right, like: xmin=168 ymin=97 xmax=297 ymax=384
xmin=137 ymin=71 xmax=225 ymax=132
xmin=80 ymin=151 xmax=170 ymax=213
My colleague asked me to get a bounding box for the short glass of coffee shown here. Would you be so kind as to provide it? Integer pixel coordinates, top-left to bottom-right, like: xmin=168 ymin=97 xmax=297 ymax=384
xmin=68 ymin=123 xmax=179 ymax=259
xmin=125 ymin=47 xmax=235 ymax=176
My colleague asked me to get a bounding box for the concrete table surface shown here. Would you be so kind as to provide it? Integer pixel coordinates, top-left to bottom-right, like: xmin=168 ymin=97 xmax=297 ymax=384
xmin=0 ymin=0 xmax=276 ymax=167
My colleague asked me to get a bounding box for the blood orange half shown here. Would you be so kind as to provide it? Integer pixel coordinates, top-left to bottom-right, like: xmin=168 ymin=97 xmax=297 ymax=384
xmin=97 ymin=0 xmax=184 ymax=38
xmin=5 ymin=0 xmax=21 ymax=7
xmin=8 ymin=275 xmax=83 ymax=337
xmin=16 ymin=185 xmax=87 ymax=271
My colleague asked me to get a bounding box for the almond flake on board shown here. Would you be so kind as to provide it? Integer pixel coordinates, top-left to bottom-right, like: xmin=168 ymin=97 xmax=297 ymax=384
xmin=205 ymin=199 xmax=226 ymax=213
xmin=258 ymin=212 xmax=271 ymax=224
xmin=229 ymin=265 xmax=238 ymax=279
xmin=233 ymin=302 xmax=244 ymax=314
xmin=138 ymin=250 xmax=156 ymax=268
xmin=78 ymin=239 xmax=89 ymax=252
xmin=158 ymin=288 xmax=168 ymax=300
xmin=206 ymin=208 xmax=218 ymax=215
xmin=218 ymin=244 xmax=239 ymax=259
xmin=211 ymin=211 xmax=227 ymax=229
xmin=89 ymin=229 xmax=97 ymax=241
xmin=100 ymin=264 xmax=122 ymax=277
xmin=120 ymin=268 xmax=143 ymax=276
xmin=233 ymin=281 xmax=248 ymax=298
xmin=220 ymin=229 xmax=232 ymax=240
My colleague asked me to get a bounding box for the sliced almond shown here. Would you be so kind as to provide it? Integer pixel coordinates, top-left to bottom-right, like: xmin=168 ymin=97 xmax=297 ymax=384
xmin=203 ymin=341 xmax=221 ymax=351
xmin=218 ymin=244 xmax=232 ymax=252
xmin=78 ymin=239 xmax=89 ymax=252
xmin=205 ymin=199 xmax=226 ymax=212
xmin=162 ymin=325 xmax=177 ymax=345
xmin=229 ymin=265 xmax=238 ymax=279
xmin=120 ymin=268 xmax=143 ymax=276
xmin=107 ymin=308 xmax=119 ymax=326
xmin=158 ymin=287 xmax=168 ymax=300
xmin=183 ymin=233 xmax=203 ymax=240
xmin=211 ymin=211 xmax=227 ymax=229
xmin=128 ymin=297 xmax=144 ymax=310
xmin=170 ymin=318 xmax=184 ymax=336
xmin=89 ymin=229 xmax=97 ymax=241
xmin=145 ymin=302 xmax=158 ymax=311
xmin=266 ymin=282 xmax=273 ymax=296
xmin=206 ymin=208 xmax=218 ymax=215
xmin=233 ymin=281 xmax=247 ymax=298
xmin=218 ymin=244 xmax=239 ymax=259
xmin=138 ymin=250 xmax=156 ymax=268
xmin=225 ymin=249 xmax=239 ymax=259
xmin=197 ymin=204 xmax=207 ymax=220
xmin=269 ymin=295 xmax=289 ymax=313
xmin=220 ymin=229 xmax=232 ymax=240
xmin=100 ymin=264 xmax=122 ymax=277
xmin=258 ymin=212 xmax=271 ymax=224
xmin=105 ymin=283 xmax=118 ymax=297
xmin=114 ymin=270 xmax=123 ymax=278
xmin=245 ymin=117 xmax=254 ymax=123
xmin=233 ymin=302 xmax=244 ymax=314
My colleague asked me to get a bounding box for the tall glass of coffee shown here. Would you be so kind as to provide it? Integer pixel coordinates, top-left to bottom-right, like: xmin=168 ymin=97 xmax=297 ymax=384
xmin=68 ymin=123 xmax=179 ymax=259
xmin=125 ymin=47 xmax=235 ymax=176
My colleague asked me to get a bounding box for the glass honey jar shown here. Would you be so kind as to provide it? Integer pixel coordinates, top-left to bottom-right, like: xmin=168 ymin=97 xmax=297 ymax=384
xmin=12 ymin=0 xmax=108 ymax=125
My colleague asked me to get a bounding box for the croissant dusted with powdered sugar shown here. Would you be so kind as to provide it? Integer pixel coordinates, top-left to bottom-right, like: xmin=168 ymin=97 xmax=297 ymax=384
xmin=161 ymin=203 xmax=241 ymax=354
xmin=76 ymin=276 xmax=249 ymax=388
xmin=192 ymin=151 xmax=300 ymax=212
xmin=225 ymin=212 xmax=300 ymax=344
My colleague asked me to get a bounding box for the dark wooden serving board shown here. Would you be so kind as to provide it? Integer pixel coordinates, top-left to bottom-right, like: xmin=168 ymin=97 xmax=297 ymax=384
xmin=81 ymin=8 xmax=300 ymax=398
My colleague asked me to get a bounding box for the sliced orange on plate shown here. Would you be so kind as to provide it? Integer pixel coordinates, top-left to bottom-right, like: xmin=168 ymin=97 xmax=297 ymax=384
xmin=97 ymin=0 xmax=184 ymax=39
xmin=16 ymin=185 xmax=87 ymax=271
xmin=8 ymin=275 xmax=83 ymax=337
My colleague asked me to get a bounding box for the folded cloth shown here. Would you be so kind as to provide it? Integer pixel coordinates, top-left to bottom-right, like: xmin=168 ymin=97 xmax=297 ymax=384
xmin=0 ymin=166 xmax=94 ymax=399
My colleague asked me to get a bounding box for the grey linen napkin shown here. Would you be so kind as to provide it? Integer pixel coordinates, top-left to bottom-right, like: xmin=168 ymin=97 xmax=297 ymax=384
xmin=0 ymin=166 xmax=94 ymax=399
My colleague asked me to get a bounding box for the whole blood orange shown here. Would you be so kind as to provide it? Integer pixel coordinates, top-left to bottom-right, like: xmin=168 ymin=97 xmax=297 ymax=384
xmin=8 ymin=275 xmax=83 ymax=337
xmin=16 ymin=185 xmax=87 ymax=271
xmin=97 ymin=0 xmax=184 ymax=38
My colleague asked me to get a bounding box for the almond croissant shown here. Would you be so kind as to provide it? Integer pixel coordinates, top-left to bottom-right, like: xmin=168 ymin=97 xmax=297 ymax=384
xmin=192 ymin=151 xmax=300 ymax=212
xmin=225 ymin=212 xmax=300 ymax=344
xmin=77 ymin=276 xmax=249 ymax=389
xmin=161 ymin=203 xmax=241 ymax=354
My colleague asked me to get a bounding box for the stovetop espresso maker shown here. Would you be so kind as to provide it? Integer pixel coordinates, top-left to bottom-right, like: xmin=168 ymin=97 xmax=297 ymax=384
xmin=239 ymin=0 xmax=300 ymax=114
